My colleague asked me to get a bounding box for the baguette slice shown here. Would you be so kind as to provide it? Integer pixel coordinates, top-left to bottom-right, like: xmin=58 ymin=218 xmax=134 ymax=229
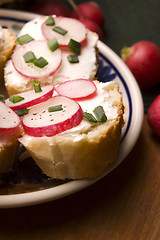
xmin=4 ymin=16 xmax=98 ymax=95
xmin=19 ymin=81 xmax=124 ymax=179
xmin=0 ymin=26 xmax=16 ymax=79
xmin=0 ymin=101 xmax=22 ymax=173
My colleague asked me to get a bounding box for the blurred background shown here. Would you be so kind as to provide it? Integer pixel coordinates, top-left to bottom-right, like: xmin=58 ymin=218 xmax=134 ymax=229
xmin=1 ymin=0 xmax=159 ymax=55
xmin=0 ymin=0 xmax=160 ymax=112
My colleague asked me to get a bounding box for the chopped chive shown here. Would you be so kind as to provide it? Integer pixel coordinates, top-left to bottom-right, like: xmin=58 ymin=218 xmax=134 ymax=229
xmin=93 ymin=105 xmax=107 ymax=123
xmin=9 ymin=95 xmax=24 ymax=103
xmin=23 ymin=51 xmax=36 ymax=63
xmin=67 ymin=55 xmax=79 ymax=63
xmin=48 ymin=105 xmax=63 ymax=112
xmin=47 ymin=38 xmax=59 ymax=52
xmin=83 ymin=112 xmax=98 ymax=123
xmin=34 ymin=57 xmax=48 ymax=68
xmin=0 ymin=94 xmax=5 ymax=102
xmin=33 ymin=80 xmax=42 ymax=93
xmin=17 ymin=34 xmax=34 ymax=45
xmin=68 ymin=39 xmax=81 ymax=55
xmin=15 ymin=108 xmax=28 ymax=116
xmin=46 ymin=15 xmax=55 ymax=26
xmin=53 ymin=26 xmax=68 ymax=35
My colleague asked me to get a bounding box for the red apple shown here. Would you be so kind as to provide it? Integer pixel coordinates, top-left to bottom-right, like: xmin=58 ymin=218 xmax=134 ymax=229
xmin=30 ymin=0 xmax=70 ymax=17
xmin=80 ymin=18 xmax=103 ymax=40
xmin=121 ymin=41 xmax=160 ymax=88
xmin=147 ymin=95 xmax=160 ymax=136
xmin=71 ymin=1 xmax=105 ymax=28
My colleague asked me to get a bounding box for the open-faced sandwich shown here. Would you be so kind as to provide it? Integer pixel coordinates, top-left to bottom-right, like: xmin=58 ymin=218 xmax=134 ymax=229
xmin=4 ymin=15 xmax=98 ymax=95
xmin=0 ymin=15 xmax=124 ymax=179
xmin=0 ymin=26 xmax=16 ymax=80
xmin=18 ymin=79 xmax=124 ymax=179
xmin=0 ymin=100 xmax=22 ymax=173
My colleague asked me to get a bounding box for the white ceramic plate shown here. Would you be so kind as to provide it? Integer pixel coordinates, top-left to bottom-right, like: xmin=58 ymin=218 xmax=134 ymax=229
xmin=0 ymin=9 xmax=144 ymax=208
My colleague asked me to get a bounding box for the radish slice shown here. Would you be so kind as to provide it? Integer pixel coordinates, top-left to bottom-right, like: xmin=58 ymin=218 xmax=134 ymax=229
xmin=55 ymin=79 xmax=97 ymax=100
xmin=5 ymin=85 xmax=54 ymax=111
xmin=41 ymin=16 xmax=87 ymax=47
xmin=0 ymin=101 xmax=22 ymax=140
xmin=11 ymin=40 xmax=62 ymax=79
xmin=22 ymin=96 xmax=83 ymax=137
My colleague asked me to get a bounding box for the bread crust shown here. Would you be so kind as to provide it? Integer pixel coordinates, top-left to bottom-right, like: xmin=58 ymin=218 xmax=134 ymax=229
xmin=0 ymin=27 xmax=15 ymax=79
xmin=0 ymin=141 xmax=18 ymax=173
xmin=21 ymin=116 xmax=123 ymax=179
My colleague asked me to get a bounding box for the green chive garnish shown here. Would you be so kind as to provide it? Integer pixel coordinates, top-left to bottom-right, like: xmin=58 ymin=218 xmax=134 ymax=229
xmin=46 ymin=15 xmax=55 ymax=26
xmin=53 ymin=26 xmax=68 ymax=36
xmin=67 ymin=55 xmax=79 ymax=63
xmin=34 ymin=57 xmax=48 ymax=68
xmin=83 ymin=106 xmax=107 ymax=123
xmin=33 ymin=80 xmax=42 ymax=93
xmin=0 ymin=94 xmax=5 ymax=102
xmin=68 ymin=39 xmax=81 ymax=55
xmin=23 ymin=51 xmax=36 ymax=63
xmin=47 ymin=38 xmax=59 ymax=52
xmin=83 ymin=112 xmax=98 ymax=123
xmin=15 ymin=108 xmax=29 ymax=117
xmin=48 ymin=105 xmax=63 ymax=112
xmin=93 ymin=106 xmax=107 ymax=123
xmin=9 ymin=95 xmax=24 ymax=103
xmin=17 ymin=34 xmax=34 ymax=45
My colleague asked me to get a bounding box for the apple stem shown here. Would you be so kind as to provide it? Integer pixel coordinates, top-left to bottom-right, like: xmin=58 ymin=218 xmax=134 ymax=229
xmin=120 ymin=47 xmax=131 ymax=61
xmin=68 ymin=0 xmax=82 ymax=19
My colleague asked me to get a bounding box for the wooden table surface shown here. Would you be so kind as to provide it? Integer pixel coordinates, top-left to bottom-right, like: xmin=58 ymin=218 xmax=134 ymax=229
xmin=0 ymin=115 xmax=160 ymax=240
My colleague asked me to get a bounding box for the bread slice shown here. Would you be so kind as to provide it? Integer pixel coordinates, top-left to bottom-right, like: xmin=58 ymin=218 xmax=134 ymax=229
xmin=4 ymin=16 xmax=98 ymax=95
xmin=0 ymin=26 xmax=16 ymax=80
xmin=19 ymin=81 xmax=124 ymax=179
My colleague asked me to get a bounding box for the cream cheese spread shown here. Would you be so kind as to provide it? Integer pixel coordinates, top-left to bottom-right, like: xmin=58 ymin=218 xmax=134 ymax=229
xmin=64 ymin=81 xmax=118 ymax=134
xmin=20 ymin=81 xmax=119 ymax=144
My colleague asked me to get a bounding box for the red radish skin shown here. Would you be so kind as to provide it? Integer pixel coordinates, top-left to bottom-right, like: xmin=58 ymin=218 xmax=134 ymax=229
xmin=147 ymin=95 xmax=160 ymax=136
xmin=71 ymin=1 xmax=105 ymax=28
xmin=80 ymin=19 xmax=103 ymax=40
xmin=121 ymin=41 xmax=160 ymax=88
xmin=55 ymin=79 xmax=97 ymax=100
xmin=11 ymin=40 xmax=62 ymax=79
xmin=5 ymin=85 xmax=54 ymax=111
xmin=30 ymin=1 xmax=70 ymax=17
xmin=0 ymin=101 xmax=22 ymax=141
xmin=22 ymin=96 xmax=83 ymax=137
xmin=41 ymin=16 xmax=87 ymax=47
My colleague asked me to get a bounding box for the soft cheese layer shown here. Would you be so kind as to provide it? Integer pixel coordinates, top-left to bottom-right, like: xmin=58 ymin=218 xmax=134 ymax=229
xmin=20 ymin=81 xmax=121 ymax=142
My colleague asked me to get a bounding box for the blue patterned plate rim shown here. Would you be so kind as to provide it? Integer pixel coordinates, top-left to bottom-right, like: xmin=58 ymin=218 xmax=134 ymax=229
xmin=0 ymin=10 xmax=144 ymax=208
